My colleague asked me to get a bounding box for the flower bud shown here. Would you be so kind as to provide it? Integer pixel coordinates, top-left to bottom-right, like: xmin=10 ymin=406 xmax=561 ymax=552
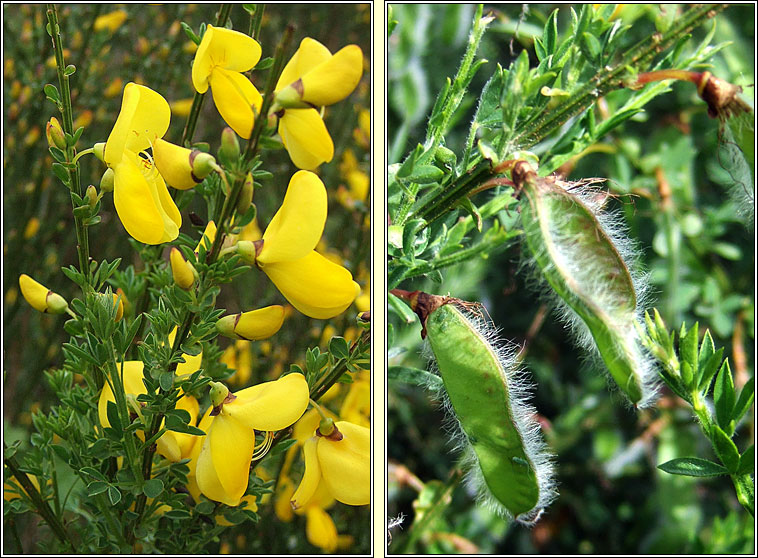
xmin=116 ymin=287 xmax=130 ymax=316
xmin=86 ymin=184 xmax=98 ymax=208
xmin=218 ymin=127 xmax=240 ymax=166
xmin=195 ymin=221 xmax=217 ymax=256
xmin=273 ymin=83 xmax=309 ymax=109
xmin=93 ymin=142 xmax=106 ymax=162
xmin=216 ymin=305 xmax=285 ymax=341
xmin=209 ymin=381 xmax=230 ymax=408
xmin=170 ymin=247 xmax=196 ymax=289
xmin=46 ymin=117 xmax=67 ymax=150
xmin=100 ymin=168 xmax=114 ymax=193
xmin=99 ymin=292 xmax=124 ymax=321
xmin=236 ymin=240 xmax=258 ymax=264
xmin=154 ymin=138 xmax=218 ymax=190
xmin=237 ymin=173 xmax=254 ymax=214
xmin=18 ymin=274 xmax=69 ymax=314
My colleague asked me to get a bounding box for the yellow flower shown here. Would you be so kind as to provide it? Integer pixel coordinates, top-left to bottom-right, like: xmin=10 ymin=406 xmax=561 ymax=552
xmin=191 ymin=374 xmax=309 ymax=506
xmin=273 ymin=38 xmax=363 ymax=170
xmin=216 ymin=305 xmax=285 ymax=341
xmin=18 ymin=274 xmax=68 ymax=314
xmin=170 ymin=247 xmax=196 ymax=289
xmin=102 ymin=83 xmax=180 ymax=244
xmin=94 ymin=9 xmax=128 ymax=33
xmin=250 ymin=171 xmax=360 ymax=319
xmin=192 ymin=25 xmax=262 ymax=139
xmin=97 ymin=361 xmax=200 ymax=462
xmin=291 ymin=421 xmax=370 ymax=508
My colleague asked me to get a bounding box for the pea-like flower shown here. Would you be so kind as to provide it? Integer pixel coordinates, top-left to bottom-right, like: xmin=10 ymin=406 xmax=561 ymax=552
xmin=192 ymin=25 xmax=263 ymax=139
xmin=273 ymin=38 xmax=363 ymax=170
xmin=216 ymin=305 xmax=286 ymax=341
xmin=190 ymin=374 xmax=309 ymax=506
xmin=238 ymin=171 xmax=360 ymax=319
xmin=291 ymin=420 xmax=370 ymax=508
xmin=102 ymin=83 xmax=180 ymax=244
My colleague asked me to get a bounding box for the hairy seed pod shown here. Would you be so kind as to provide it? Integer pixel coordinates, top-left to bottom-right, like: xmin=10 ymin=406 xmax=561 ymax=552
xmin=402 ymin=290 xmax=556 ymax=524
xmin=514 ymin=161 xmax=656 ymax=407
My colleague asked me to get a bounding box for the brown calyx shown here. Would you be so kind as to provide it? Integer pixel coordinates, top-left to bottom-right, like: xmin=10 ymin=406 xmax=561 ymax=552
xmin=210 ymin=392 xmax=238 ymax=416
xmin=389 ymin=289 xmax=453 ymax=338
xmin=697 ymin=71 xmax=752 ymax=119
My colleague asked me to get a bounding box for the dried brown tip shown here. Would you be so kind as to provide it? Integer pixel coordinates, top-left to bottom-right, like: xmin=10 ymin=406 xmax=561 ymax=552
xmin=390 ymin=289 xmax=452 ymax=338
xmin=698 ymin=71 xmax=752 ymax=119
xmin=511 ymin=160 xmax=537 ymax=189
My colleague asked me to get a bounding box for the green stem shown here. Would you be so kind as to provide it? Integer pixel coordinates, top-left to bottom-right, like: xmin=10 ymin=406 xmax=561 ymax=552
xmin=248 ymin=4 xmax=264 ymax=39
xmin=4 ymin=446 xmax=74 ymax=550
xmin=47 ymin=4 xmax=91 ymax=284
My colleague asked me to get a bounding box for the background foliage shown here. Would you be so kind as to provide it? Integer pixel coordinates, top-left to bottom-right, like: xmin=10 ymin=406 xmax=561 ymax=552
xmin=388 ymin=4 xmax=754 ymax=554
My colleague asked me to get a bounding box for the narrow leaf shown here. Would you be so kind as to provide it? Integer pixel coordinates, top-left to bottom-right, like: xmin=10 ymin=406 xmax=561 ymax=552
xmin=711 ymin=425 xmax=740 ymax=473
xmin=714 ymin=360 xmax=736 ymax=431
xmin=732 ymin=376 xmax=755 ymax=424
xmin=657 ymin=457 xmax=728 ymax=477
xmin=738 ymin=444 xmax=754 ymax=475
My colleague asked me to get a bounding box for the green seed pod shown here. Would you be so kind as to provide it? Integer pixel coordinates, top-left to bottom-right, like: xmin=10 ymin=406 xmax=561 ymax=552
xmin=513 ymin=161 xmax=657 ymax=407
xmin=403 ymin=290 xmax=556 ymax=524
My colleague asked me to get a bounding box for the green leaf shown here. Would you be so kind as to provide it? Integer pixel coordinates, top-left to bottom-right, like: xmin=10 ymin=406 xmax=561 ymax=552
xmin=143 ymin=479 xmax=164 ymax=498
xmin=698 ymin=348 xmax=724 ymax=392
xmin=732 ymin=376 xmax=754 ymax=424
xmin=657 ymin=457 xmax=728 ymax=477
xmin=580 ymin=31 xmax=601 ymax=62
xmin=194 ymin=500 xmax=216 ymax=515
xmin=542 ymin=9 xmax=558 ymax=58
xmin=738 ymin=444 xmax=754 ymax=475
xmin=106 ymin=401 xmax=122 ymax=433
xmin=164 ymin=509 xmax=191 ymax=520
xmin=107 ymin=485 xmax=122 ymax=505
xmin=328 ymin=337 xmax=350 ymax=360
xmin=388 ymin=365 xmax=443 ymax=391
xmin=714 ymin=360 xmax=736 ymax=432
xmin=268 ymin=437 xmax=297 ymax=457
xmin=52 ymin=162 xmax=70 ymax=184
xmin=86 ymin=481 xmax=110 ymax=496
xmin=711 ymin=425 xmax=740 ymax=473
xmin=180 ymin=22 xmax=201 ymax=45
xmin=254 ymin=57 xmax=274 ymax=70
xmin=64 ymin=64 xmax=76 ymax=76
xmin=159 ymin=370 xmax=174 ymax=391
xmin=404 ymin=165 xmax=445 ymax=185
xmin=44 ymin=83 xmax=60 ymax=102
xmin=679 ymin=321 xmax=698 ymax=371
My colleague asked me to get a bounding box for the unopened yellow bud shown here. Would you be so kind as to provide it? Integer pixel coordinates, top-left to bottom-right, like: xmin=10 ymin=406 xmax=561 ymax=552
xmin=99 ymin=292 xmax=124 ymax=321
xmin=18 ymin=274 xmax=68 ymax=314
xmin=116 ymin=288 xmax=130 ymax=316
xmin=170 ymin=247 xmax=196 ymax=289
xmin=99 ymin=168 xmax=114 ymax=193
xmin=154 ymin=138 xmax=217 ymax=190
xmin=46 ymin=117 xmax=67 ymax=150
xmin=195 ymin=221 xmax=217 ymax=255
xmin=216 ymin=305 xmax=285 ymax=341
xmin=237 ymin=173 xmax=254 ymax=214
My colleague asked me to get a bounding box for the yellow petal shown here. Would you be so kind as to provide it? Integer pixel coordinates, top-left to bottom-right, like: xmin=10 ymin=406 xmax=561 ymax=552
xmin=18 ymin=274 xmax=50 ymax=313
xmin=196 ymin=421 xmax=241 ymax=506
xmin=168 ymin=327 xmax=203 ymax=378
xmin=275 ymin=477 xmax=296 ymax=522
xmin=317 ymin=422 xmax=370 ymax=506
xmin=276 ymin=37 xmax=332 ymax=92
xmin=113 ymin=154 xmax=180 ymax=244
xmin=153 ymin=138 xmax=199 ymax=190
xmin=306 ymin=506 xmax=338 ymax=553
xmin=209 ymin=67 xmax=262 ymax=139
xmin=209 ymin=414 xmax=255 ymax=504
xmin=170 ymin=247 xmax=195 ymax=289
xmin=173 ymin=393 xmax=201 ymax=458
xmin=278 ymin=109 xmax=333 ymax=170
xmin=105 ymin=83 xmax=170 ymax=165
xmin=258 ymin=171 xmax=327 ymax=264
xmin=192 ymin=25 xmax=262 ymax=94
xmin=98 ymin=361 xmax=145 ymax=427
xmin=156 ymin=431 xmax=182 ymax=462
xmin=223 ymin=373 xmax=308 ymax=431
xmin=291 ymin=437 xmax=321 ymax=509
xmin=195 ymin=221 xmax=217 ymax=255
xmin=233 ymin=305 xmax=285 ymax=341
xmin=262 ymin=251 xmax=359 ymax=319
xmin=299 ymin=45 xmax=363 ymax=106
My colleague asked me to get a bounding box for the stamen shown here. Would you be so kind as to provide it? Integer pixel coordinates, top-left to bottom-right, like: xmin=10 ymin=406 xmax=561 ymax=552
xmin=252 ymin=430 xmax=274 ymax=459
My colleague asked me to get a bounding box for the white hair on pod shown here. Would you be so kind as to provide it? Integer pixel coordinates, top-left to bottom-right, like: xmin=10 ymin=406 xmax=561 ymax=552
xmin=421 ymin=303 xmax=557 ymax=524
xmin=519 ymin=176 xmax=659 ymax=408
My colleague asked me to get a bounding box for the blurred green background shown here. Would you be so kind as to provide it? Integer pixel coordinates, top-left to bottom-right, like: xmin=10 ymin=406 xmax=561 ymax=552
xmin=388 ymin=4 xmax=754 ymax=554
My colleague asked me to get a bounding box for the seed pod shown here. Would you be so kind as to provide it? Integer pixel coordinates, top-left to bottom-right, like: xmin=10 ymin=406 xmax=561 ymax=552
xmin=513 ymin=161 xmax=656 ymax=407
xmin=402 ymin=290 xmax=556 ymax=524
